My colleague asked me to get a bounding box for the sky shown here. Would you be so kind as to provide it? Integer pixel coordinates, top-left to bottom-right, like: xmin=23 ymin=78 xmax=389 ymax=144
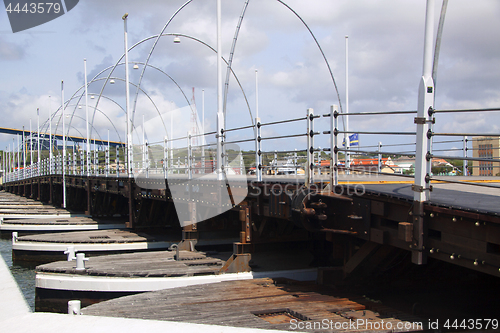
xmin=0 ymin=0 xmax=499 ymax=158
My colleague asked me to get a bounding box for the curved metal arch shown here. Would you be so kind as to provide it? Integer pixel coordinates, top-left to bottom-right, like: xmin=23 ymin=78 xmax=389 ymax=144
xmin=42 ymin=111 xmax=107 ymax=156
xmin=91 ymin=1 xmax=193 ymax=141
xmin=63 ymin=92 xmax=124 ymax=143
xmin=129 ymin=0 xmax=193 ymax=124
xmin=75 ymin=61 xmax=187 ymax=140
xmin=136 ymin=33 xmax=254 ymax=128
xmin=275 ymin=0 xmax=343 ymax=114
xmin=129 ymin=33 xmax=254 ymax=128
xmin=93 ymin=32 xmax=253 ymax=140
xmin=223 ymin=0 xmax=250 ymax=128
xmin=66 ymin=75 xmax=162 ymax=141
xmin=49 ymin=105 xmax=108 ymax=146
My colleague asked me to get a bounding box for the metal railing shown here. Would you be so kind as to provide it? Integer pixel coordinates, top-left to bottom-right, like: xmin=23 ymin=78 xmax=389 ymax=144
xmin=3 ymin=105 xmax=500 ymax=200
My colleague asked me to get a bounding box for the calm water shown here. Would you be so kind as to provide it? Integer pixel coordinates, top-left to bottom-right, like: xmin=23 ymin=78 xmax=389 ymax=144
xmin=0 ymin=237 xmax=36 ymax=311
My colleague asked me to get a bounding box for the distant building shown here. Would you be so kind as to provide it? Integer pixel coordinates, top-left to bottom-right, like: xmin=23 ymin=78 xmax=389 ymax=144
xmin=321 ymin=157 xmax=399 ymax=174
xmin=472 ymin=137 xmax=500 ymax=176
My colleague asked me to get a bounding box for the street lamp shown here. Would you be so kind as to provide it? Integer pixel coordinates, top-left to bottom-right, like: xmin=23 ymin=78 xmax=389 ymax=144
xmin=123 ymin=12 xmax=132 ymax=178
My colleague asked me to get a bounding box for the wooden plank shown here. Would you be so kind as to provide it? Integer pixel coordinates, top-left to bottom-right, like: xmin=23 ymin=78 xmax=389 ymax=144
xmin=81 ymin=278 xmax=423 ymax=332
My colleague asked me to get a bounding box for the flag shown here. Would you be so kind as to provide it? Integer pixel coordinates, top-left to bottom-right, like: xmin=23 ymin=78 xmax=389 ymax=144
xmin=342 ymin=133 xmax=359 ymax=147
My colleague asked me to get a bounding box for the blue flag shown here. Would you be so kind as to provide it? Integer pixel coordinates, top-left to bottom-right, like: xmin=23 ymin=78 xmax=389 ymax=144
xmin=343 ymin=133 xmax=359 ymax=146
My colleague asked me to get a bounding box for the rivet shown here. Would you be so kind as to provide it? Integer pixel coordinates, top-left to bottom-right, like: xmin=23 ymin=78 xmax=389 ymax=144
xmin=474 ymin=260 xmax=479 ymax=266
xmin=475 ymin=222 xmax=480 ymax=227
xmin=452 ymin=217 xmax=457 ymax=222
xmin=450 ymin=253 xmax=455 ymax=260
xmin=429 ymin=248 xmax=434 ymax=254
xmin=429 ymin=213 xmax=434 ymax=218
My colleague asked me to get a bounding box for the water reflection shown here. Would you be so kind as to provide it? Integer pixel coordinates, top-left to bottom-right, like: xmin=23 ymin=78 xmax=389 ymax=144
xmin=0 ymin=237 xmax=35 ymax=311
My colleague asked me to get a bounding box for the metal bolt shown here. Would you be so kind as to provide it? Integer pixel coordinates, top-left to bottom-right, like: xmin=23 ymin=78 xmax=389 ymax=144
xmin=452 ymin=217 xmax=457 ymax=222
xmin=475 ymin=221 xmax=480 ymax=227
xmin=474 ymin=260 xmax=479 ymax=266
xmin=429 ymin=213 xmax=434 ymax=218
xmin=450 ymin=253 xmax=455 ymax=260
xmin=429 ymin=248 xmax=434 ymax=254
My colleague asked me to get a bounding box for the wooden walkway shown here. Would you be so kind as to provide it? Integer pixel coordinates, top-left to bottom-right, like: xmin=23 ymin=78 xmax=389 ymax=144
xmin=36 ymin=250 xmax=224 ymax=277
xmin=0 ymin=192 xmax=69 ymax=215
xmin=82 ymin=278 xmax=425 ymax=332
xmin=18 ymin=229 xmax=165 ymax=245
xmin=2 ymin=217 xmax=119 ymax=227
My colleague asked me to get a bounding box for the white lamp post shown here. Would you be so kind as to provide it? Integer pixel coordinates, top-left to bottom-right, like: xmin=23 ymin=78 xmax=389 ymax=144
xmin=123 ymin=13 xmax=133 ymax=178
xmin=216 ymin=0 xmax=224 ymax=180
xmin=61 ymin=80 xmax=67 ymax=208
xmin=84 ymin=59 xmax=90 ymax=177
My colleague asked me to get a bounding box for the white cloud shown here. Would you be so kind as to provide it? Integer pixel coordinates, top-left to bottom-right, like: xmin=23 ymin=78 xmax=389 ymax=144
xmin=0 ymin=0 xmax=499 ymax=155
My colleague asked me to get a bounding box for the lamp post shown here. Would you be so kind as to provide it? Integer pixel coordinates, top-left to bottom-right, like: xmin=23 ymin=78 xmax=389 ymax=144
xmin=30 ymin=119 xmax=33 ymax=170
xmin=216 ymin=0 xmax=224 ymax=180
xmin=49 ymin=95 xmax=53 ymax=174
xmin=22 ymin=126 xmax=26 ymax=179
xmin=412 ymin=0 xmax=435 ymax=265
xmin=345 ymin=35 xmax=350 ymax=175
xmin=61 ymin=80 xmax=67 ymax=208
xmin=37 ymin=108 xmax=40 ymax=176
xmin=123 ymin=13 xmax=133 ymax=178
xmin=84 ymin=59 xmax=90 ymax=177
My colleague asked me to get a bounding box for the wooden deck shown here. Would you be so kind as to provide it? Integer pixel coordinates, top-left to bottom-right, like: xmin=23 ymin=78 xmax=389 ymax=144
xmin=18 ymin=229 xmax=164 ymax=244
xmin=2 ymin=217 xmax=118 ymax=227
xmin=36 ymin=250 xmax=224 ymax=277
xmin=82 ymin=278 xmax=425 ymax=332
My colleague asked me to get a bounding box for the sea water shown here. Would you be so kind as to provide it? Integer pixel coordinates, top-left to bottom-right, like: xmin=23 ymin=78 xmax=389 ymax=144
xmin=0 ymin=237 xmax=35 ymax=311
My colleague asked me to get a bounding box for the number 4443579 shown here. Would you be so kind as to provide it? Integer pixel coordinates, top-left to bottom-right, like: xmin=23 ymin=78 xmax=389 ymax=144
xmin=444 ymin=319 xmax=498 ymax=330
xmin=5 ymin=2 xmax=62 ymax=14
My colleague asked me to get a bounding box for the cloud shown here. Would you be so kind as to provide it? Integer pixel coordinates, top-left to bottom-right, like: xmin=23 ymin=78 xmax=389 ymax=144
xmin=0 ymin=37 xmax=26 ymax=60
xmin=1 ymin=0 xmax=499 ymax=154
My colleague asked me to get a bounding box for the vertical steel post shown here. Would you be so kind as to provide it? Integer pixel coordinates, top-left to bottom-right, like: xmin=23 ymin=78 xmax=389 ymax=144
xmin=116 ymin=146 xmax=120 ymax=176
xmin=37 ymin=108 xmax=40 ymax=176
xmin=330 ymin=105 xmax=339 ymax=186
xmin=188 ymin=132 xmax=192 ymax=180
xmin=48 ymin=96 xmax=52 ymax=175
xmin=345 ymin=36 xmax=351 ymax=175
xmin=331 ymin=105 xmax=339 ymax=187
xmin=61 ymin=81 xmax=67 ymax=208
xmin=216 ymin=0 xmax=224 ymax=181
xmin=17 ymin=135 xmax=20 ymax=180
xmin=201 ymin=89 xmax=205 ymax=174
xmin=306 ymin=108 xmax=314 ymax=187
xmin=463 ymin=136 xmax=468 ymax=176
xmin=106 ymin=131 xmax=110 ymax=177
xmin=84 ymin=59 xmax=91 ymax=178
xmin=256 ymin=118 xmax=262 ymax=181
xmin=123 ymin=13 xmax=133 ymax=178
xmin=170 ymin=112 xmax=173 ymax=169
xmin=378 ymin=142 xmax=382 ymax=173
xmin=412 ymin=0 xmax=435 ymax=265
xmin=30 ymin=119 xmax=33 ymax=174
xmin=22 ymin=127 xmax=26 ymax=180
xmin=163 ymin=137 xmax=167 ymax=178
xmin=80 ymin=149 xmax=84 ymax=176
